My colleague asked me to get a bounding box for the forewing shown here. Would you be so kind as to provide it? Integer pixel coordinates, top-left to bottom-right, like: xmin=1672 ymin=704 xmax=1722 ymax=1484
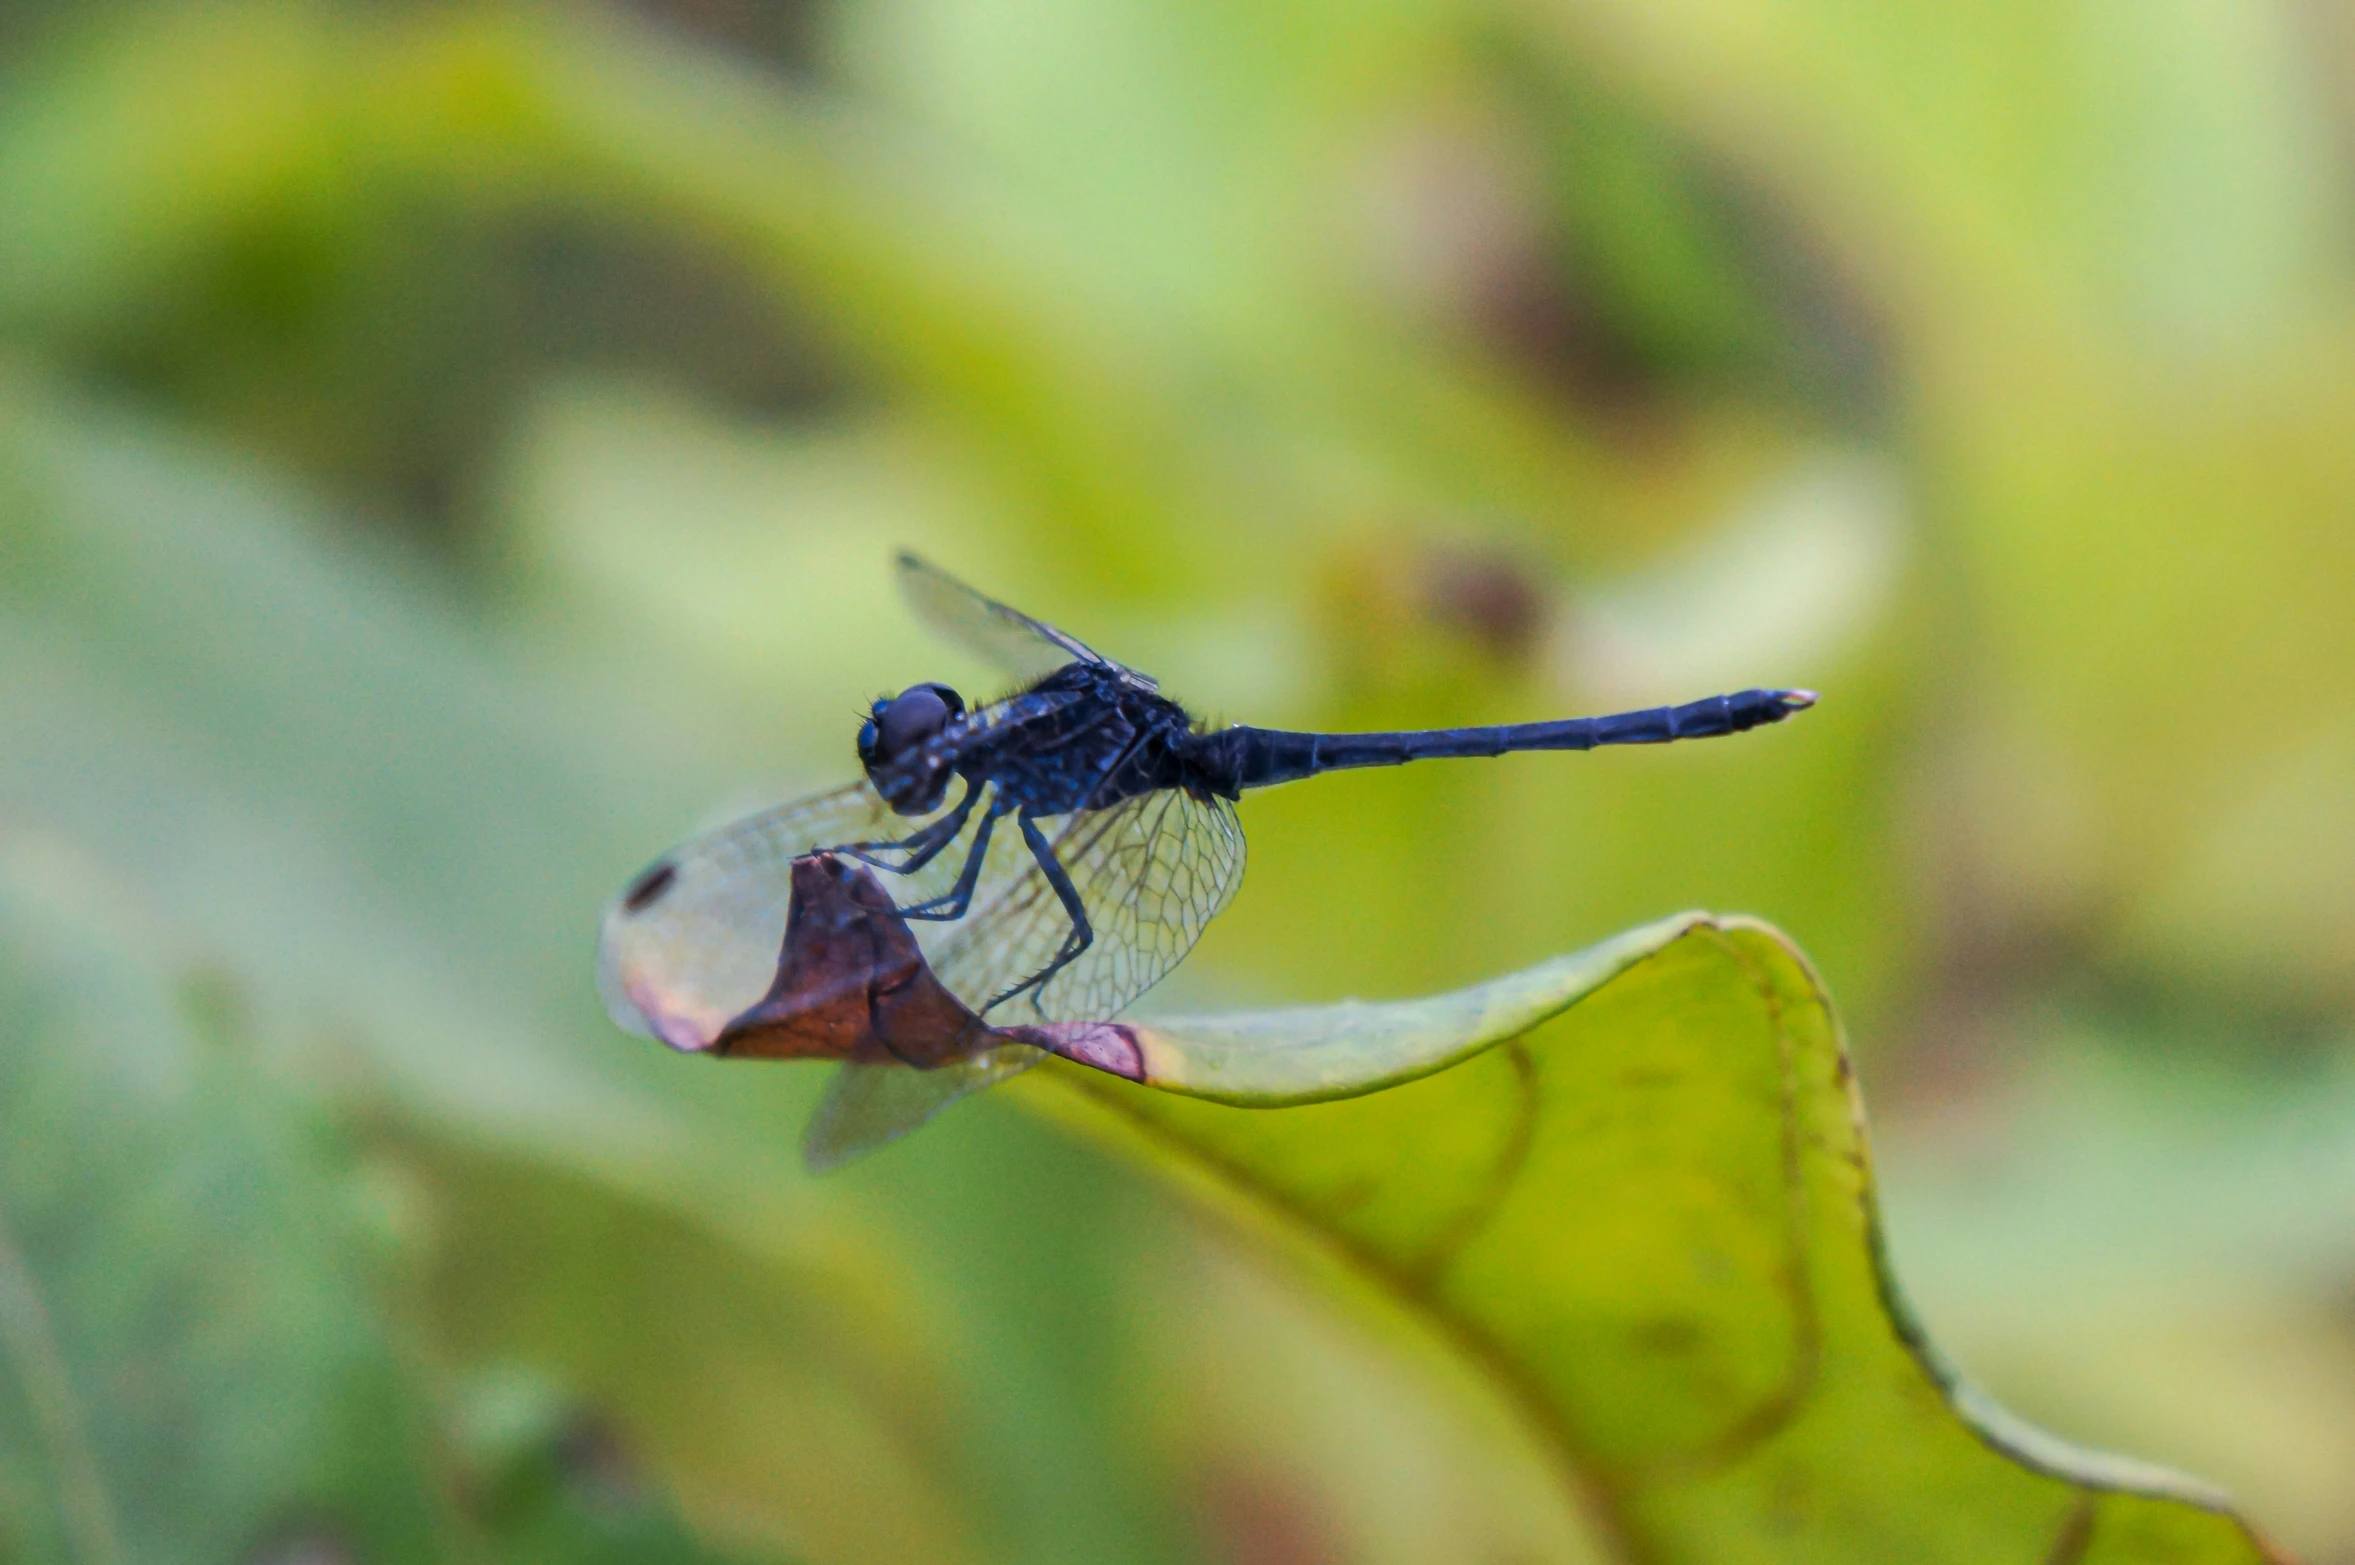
xmin=800 ymin=1048 xmax=1043 ymax=1171
xmin=599 ymin=779 xmax=976 ymax=1051
xmin=896 ymin=552 xmax=1151 ymax=688
xmin=932 ymin=788 xmax=1245 ymax=1024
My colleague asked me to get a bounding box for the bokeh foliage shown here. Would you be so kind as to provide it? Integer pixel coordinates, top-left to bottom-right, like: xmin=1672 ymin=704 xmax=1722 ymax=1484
xmin=1 ymin=0 xmax=2351 ymax=1559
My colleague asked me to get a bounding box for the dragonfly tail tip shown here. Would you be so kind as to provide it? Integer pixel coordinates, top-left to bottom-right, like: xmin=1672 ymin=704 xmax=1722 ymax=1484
xmin=1781 ymin=689 xmax=1819 ymax=712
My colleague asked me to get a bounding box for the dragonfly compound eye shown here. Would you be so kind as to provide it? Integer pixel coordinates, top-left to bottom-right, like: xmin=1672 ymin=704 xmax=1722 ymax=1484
xmin=877 ymin=684 xmax=957 ymax=758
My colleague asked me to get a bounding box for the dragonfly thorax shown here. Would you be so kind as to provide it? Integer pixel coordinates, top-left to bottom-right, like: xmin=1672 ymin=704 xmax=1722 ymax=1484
xmin=871 ymin=661 xmax=1214 ymax=820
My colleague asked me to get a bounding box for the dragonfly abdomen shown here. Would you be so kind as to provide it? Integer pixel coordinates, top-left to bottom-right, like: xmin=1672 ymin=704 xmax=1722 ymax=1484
xmin=1197 ymin=688 xmax=1816 ymax=793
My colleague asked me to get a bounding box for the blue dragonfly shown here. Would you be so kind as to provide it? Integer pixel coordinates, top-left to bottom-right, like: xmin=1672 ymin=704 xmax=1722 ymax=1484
xmin=600 ymin=554 xmax=1815 ymax=1166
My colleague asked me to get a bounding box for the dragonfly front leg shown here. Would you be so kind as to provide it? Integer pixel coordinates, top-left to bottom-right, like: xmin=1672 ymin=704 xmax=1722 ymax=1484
xmin=899 ymin=797 xmax=1011 ymax=922
xmin=985 ymin=810 xmax=1095 ymax=1015
xmin=837 ymin=780 xmax=978 ymax=876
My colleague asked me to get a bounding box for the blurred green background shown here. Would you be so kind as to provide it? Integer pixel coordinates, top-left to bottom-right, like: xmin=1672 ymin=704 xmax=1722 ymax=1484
xmin=1 ymin=0 xmax=2352 ymax=1559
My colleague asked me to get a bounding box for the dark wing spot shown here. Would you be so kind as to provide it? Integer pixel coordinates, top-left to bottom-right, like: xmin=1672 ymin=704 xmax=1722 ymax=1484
xmin=622 ymin=862 xmax=678 ymax=914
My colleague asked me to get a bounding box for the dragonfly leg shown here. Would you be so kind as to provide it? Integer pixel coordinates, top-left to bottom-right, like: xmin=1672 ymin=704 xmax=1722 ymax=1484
xmin=838 ymin=781 xmax=978 ymax=875
xmin=899 ymin=797 xmax=1011 ymax=921
xmin=985 ymin=810 xmax=1095 ymax=1015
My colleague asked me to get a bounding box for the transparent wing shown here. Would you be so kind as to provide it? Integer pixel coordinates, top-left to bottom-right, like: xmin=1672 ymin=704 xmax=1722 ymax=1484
xmin=598 ymin=778 xmax=982 ymax=1051
xmin=897 ymin=552 xmax=1153 ymax=689
xmin=801 ymin=1047 xmax=1043 ymax=1172
xmin=932 ymin=787 xmax=1246 ymax=1024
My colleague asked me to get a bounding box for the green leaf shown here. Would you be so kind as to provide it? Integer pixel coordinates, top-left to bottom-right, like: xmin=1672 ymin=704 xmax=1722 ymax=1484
xmin=1014 ymin=915 xmax=2286 ymax=1564
xmin=0 ymin=844 xmax=457 ymax=1565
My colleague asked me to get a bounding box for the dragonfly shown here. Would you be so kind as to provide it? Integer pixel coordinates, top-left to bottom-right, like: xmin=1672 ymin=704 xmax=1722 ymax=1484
xmin=599 ymin=553 xmax=1816 ymax=1168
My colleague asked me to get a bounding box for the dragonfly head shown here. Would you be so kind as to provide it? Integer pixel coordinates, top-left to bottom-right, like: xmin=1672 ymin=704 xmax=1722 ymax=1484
xmin=858 ymin=682 xmax=966 ymax=813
